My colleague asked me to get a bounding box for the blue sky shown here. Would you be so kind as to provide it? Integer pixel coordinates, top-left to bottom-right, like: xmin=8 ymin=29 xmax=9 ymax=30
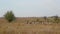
xmin=0 ymin=0 xmax=60 ymax=17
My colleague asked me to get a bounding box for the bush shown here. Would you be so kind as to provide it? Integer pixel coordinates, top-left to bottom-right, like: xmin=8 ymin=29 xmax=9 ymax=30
xmin=36 ymin=19 xmax=39 ymax=22
xmin=4 ymin=11 xmax=15 ymax=22
xmin=54 ymin=15 xmax=59 ymax=23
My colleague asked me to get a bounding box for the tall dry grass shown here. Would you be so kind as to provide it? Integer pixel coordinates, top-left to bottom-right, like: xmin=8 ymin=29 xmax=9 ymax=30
xmin=0 ymin=17 xmax=60 ymax=34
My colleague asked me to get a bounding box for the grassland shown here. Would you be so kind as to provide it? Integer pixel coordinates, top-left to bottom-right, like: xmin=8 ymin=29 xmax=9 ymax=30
xmin=0 ymin=17 xmax=60 ymax=34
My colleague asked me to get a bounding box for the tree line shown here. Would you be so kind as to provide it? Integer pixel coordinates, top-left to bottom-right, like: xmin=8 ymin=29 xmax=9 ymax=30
xmin=3 ymin=11 xmax=60 ymax=24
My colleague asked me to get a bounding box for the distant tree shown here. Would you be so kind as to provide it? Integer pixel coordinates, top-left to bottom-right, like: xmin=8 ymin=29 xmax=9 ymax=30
xmin=4 ymin=11 xmax=15 ymax=22
xmin=43 ymin=16 xmax=47 ymax=22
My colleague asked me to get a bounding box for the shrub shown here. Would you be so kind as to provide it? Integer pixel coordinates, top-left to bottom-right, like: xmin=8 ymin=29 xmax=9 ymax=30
xmin=36 ymin=19 xmax=39 ymax=22
xmin=4 ymin=11 xmax=15 ymax=22
xmin=54 ymin=15 xmax=59 ymax=23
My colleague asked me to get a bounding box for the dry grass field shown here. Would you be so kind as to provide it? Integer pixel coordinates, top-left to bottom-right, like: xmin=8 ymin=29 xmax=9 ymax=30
xmin=0 ymin=17 xmax=60 ymax=34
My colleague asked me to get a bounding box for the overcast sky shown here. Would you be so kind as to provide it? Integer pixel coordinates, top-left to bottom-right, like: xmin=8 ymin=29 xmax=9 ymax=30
xmin=0 ymin=0 xmax=60 ymax=17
